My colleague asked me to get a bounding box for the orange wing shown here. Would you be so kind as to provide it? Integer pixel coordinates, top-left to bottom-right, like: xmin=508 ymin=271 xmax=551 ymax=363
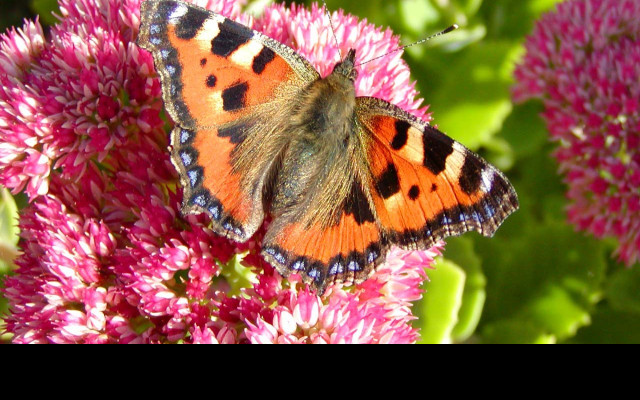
xmin=261 ymin=97 xmax=518 ymax=294
xmin=261 ymin=178 xmax=386 ymax=294
xmin=357 ymin=97 xmax=519 ymax=249
xmin=137 ymin=0 xmax=319 ymax=241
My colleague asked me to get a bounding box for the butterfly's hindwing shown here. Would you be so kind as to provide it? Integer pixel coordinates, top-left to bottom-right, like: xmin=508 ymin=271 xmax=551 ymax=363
xmin=262 ymin=177 xmax=386 ymax=293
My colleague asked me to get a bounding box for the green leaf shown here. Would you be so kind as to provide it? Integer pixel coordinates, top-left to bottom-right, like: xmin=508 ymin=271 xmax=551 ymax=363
xmin=475 ymin=219 xmax=607 ymax=342
xmin=0 ymin=2 xmax=32 ymax=31
xmin=480 ymin=0 xmax=564 ymax=39
xmin=417 ymin=40 xmax=523 ymax=151
xmin=245 ymin=0 xmax=275 ymax=17
xmin=481 ymin=318 xmax=556 ymax=344
xmin=569 ymin=306 xmax=640 ymax=344
xmin=527 ymin=0 xmax=564 ymax=16
xmin=428 ymin=0 xmax=483 ymax=28
xmin=0 ymin=187 xmax=19 ymax=274
xmin=399 ymin=0 xmax=441 ymax=35
xmin=321 ymin=0 xmax=399 ymax=28
xmin=417 ymin=259 xmax=466 ymax=344
xmin=443 ymin=237 xmax=487 ymax=342
xmin=607 ymin=267 xmax=640 ymax=314
xmin=500 ymin=101 xmax=549 ymax=158
xmin=515 ymin=144 xmax=567 ymax=223
xmin=524 ymin=284 xmax=592 ymax=338
xmin=30 ymin=0 xmax=59 ymax=26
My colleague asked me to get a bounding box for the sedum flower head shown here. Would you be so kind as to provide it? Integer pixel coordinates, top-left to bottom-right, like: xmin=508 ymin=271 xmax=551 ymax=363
xmin=514 ymin=0 xmax=640 ymax=266
xmin=1 ymin=0 xmax=441 ymax=344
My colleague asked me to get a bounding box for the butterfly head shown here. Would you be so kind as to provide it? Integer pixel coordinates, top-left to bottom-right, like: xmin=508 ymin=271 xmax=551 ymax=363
xmin=332 ymin=49 xmax=358 ymax=82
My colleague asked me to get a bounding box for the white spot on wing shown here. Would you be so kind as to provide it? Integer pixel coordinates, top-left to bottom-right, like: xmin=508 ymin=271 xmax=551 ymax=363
xmin=397 ymin=127 xmax=425 ymax=164
xmin=452 ymin=141 xmax=466 ymax=154
xmin=169 ymin=4 xmax=189 ymax=22
xmin=196 ymin=18 xmax=222 ymax=42
xmin=205 ymin=91 xmax=224 ymax=113
xmin=480 ymin=168 xmax=494 ymax=193
xmin=230 ymin=40 xmax=265 ymax=69
xmin=444 ymin=143 xmax=466 ymax=179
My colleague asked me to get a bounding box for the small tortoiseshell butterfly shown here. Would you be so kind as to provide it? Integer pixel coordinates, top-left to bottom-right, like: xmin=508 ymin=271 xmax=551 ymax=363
xmin=137 ymin=0 xmax=519 ymax=294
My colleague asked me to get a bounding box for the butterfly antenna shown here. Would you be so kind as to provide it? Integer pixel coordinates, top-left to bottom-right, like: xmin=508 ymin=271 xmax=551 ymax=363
xmin=322 ymin=0 xmax=342 ymax=60
xmin=356 ymin=24 xmax=459 ymax=67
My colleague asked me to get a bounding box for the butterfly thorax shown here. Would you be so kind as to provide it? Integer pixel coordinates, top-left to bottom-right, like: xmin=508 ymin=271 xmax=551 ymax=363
xmin=269 ymin=50 xmax=361 ymax=226
xmin=288 ymin=49 xmax=358 ymax=141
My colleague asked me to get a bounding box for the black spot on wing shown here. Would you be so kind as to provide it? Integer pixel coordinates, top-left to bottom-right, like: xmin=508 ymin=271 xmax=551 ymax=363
xmin=206 ymin=74 xmax=217 ymax=88
xmin=174 ymin=7 xmax=209 ymax=40
xmin=423 ymin=126 xmax=454 ymax=175
xmin=459 ymin=156 xmax=484 ymax=195
xmin=154 ymin=1 xmax=177 ymax=17
xmin=408 ymin=185 xmax=420 ymax=200
xmin=344 ymin=181 xmax=376 ymax=224
xmin=211 ymin=19 xmax=253 ymax=57
xmin=391 ymin=120 xmax=410 ymax=150
xmin=252 ymin=47 xmax=276 ymax=74
xmin=218 ymin=121 xmax=251 ymax=144
xmin=375 ymin=164 xmax=400 ymax=199
xmin=222 ymin=82 xmax=248 ymax=112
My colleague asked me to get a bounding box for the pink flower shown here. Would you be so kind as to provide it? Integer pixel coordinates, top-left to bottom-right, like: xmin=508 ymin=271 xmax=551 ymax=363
xmin=245 ymin=247 xmax=441 ymax=344
xmin=0 ymin=20 xmax=50 ymax=197
xmin=514 ymin=0 xmax=640 ymax=266
xmin=2 ymin=0 xmax=441 ymax=344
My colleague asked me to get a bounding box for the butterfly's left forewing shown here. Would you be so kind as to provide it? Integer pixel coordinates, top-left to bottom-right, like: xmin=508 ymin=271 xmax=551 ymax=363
xmin=137 ymin=0 xmax=319 ymax=242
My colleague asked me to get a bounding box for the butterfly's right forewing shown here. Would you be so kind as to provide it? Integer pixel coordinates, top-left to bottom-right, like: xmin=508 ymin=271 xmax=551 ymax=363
xmin=356 ymin=97 xmax=519 ymax=249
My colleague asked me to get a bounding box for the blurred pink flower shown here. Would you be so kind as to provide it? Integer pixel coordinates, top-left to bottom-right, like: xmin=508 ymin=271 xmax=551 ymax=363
xmin=514 ymin=0 xmax=640 ymax=266
xmin=2 ymin=0 xmax=441 ymax=344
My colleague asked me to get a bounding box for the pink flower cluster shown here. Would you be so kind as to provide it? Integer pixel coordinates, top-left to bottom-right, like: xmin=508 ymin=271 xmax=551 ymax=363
xmin=514 ymin=0 xmax=640 ymax=266
xmin=1 ymin=0 xmax=440 ymax=343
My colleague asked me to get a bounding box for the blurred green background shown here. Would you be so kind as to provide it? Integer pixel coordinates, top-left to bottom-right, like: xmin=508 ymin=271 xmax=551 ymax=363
xmin=1 ymin=0 xmax=639 ymax=344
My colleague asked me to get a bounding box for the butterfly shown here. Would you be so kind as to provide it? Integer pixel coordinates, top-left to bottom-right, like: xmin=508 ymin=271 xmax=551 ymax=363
xmin=137 ymin=0 xmax=519 ymax=295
